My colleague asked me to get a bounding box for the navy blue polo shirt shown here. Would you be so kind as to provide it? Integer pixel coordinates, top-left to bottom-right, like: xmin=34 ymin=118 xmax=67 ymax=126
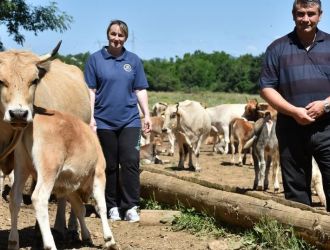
xmin=84 ymin=47 xmax=149 ymax=130
xmin=259 ymin=28 xmax=330 ymax=108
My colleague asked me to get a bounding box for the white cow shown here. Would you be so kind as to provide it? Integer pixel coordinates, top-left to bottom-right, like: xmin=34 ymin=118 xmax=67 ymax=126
xmin=206 ymin=104 xmax=246 ymax=154
xmin=162 ymin=100 xmax=211 ymax=171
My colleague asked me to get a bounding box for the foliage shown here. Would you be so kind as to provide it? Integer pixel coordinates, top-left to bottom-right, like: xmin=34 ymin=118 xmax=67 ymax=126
xmin=55 ymin=52 xmax=90 ymax=71
xmin=243 ymin=217 xmax=316 ymax=250
xmin=172 ymin=207 xmax=226 ymax=238
xmin=0 ymin=0 xmax=72 ymax=50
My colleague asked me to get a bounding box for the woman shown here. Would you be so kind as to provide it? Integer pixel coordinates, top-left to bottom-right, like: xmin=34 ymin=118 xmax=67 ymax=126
xmin=84 ymin=20 xmax=152 ymax=222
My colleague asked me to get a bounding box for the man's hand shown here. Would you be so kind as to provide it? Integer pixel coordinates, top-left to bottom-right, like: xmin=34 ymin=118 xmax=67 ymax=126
xmin=306 ymin=100 xmax=325 ymax=120
xmin=292 ymin=106 xmax=315 ymax=125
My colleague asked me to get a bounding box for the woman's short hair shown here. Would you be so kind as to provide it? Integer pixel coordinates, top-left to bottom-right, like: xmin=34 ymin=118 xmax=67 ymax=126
xmin=106 ymin=20 xmax=129 ymax=40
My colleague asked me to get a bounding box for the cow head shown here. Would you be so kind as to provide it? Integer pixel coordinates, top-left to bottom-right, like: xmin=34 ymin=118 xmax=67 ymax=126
xmin=0 ymin=41 xmax=61 ymax=129
xmin=161 ymin=104 xmax=177 ymax=133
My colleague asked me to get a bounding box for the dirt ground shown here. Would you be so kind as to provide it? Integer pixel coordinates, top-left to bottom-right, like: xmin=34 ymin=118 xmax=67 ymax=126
xmin=0 ymin=142 xmax=325 ymax=250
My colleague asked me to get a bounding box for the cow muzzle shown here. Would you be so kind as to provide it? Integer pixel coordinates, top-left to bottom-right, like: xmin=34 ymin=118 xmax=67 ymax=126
xmin=5 ymin=108 xmax=31 ymax=129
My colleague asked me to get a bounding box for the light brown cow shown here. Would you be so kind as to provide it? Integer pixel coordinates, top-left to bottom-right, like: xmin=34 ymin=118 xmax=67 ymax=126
xmin=19 ymin=108 xmax=117 ymax=250
xmin=229 ymin=118 xmax=254 ymax=166
xmin=0 ymin=43 xmax=102 ymax=249
xmin=162 ymin=100 xmax=211 ymax=171
xmin=151 ymin=102 xmax=168 ymax=117
xmin=141 ymin=115 xmax=176 ymax=155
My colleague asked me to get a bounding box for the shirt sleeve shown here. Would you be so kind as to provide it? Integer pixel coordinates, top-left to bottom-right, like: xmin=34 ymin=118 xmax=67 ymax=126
xmin=133 ymin=58 xmax=149 ymax=90
xmin=84 ymin=55 xmax=97 ymax=89
xmin=258 ymin=46 xmax=280 ymax=90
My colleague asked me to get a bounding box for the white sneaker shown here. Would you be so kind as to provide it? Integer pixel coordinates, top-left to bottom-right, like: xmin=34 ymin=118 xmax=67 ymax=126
xmin=109 ymin=207 xmax=121 ymax=221
xmin=124 ymin=206 xmax=140 ymax=222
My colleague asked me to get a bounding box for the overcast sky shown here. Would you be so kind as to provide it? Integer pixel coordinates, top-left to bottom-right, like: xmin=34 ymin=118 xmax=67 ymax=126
xmin=1 ymin=0 xmax=329 ymax=60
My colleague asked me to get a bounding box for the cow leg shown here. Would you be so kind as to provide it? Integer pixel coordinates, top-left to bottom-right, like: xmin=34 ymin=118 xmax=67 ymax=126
xmin=188 ymin=147 xmax=196 ymax=171
xmin=273 ymin=158 xmax=280 ymax=193
xmin=252 ymin=151 xmax=259 ymax=190
xmin=53 ymin=198 xmax=79 ymax=242
xmin=66 ymin=192 xmax=92 ymax=245
xmin=167 ymin=132 xmax=175 ymax=156
xmin=223 ymin=127 xmax=230 ymax=154
xmin=92 ymin=167 xmax=117 ymax=249
xmin=263 ymin=156 xmax=271 ymax=190
xmin=237 ymin=140 xmax=243 ymax=166
xmin=32 ymin=178 xmax=57 ymax=250
xmin=230 ymin=142 xmax=236 ymax=165
xmin=257 ymin=159 xmax=266 ymax=191
xmin=8 ymin=147 xmax=31 ymax=250
xmin=53 ymin=197 xmax=67 ymax=238
xmin=178 ymin=144 xmax=185 ymax=169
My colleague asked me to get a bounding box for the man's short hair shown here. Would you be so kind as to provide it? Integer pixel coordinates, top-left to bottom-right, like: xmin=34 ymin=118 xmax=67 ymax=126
xmin=292 ymin=0 xmax=322 ymax=13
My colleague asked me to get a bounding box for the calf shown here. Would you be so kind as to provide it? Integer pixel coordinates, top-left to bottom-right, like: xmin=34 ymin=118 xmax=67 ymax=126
xmin=229 ymin=118 xmax=254 ymax=166
xmin=312 ymin=158 xmax=326 ymax=208
xmin=250 ymin=113 xmax=280 ymax=192
xmin=141 ymin=116 xmax=175 ymax=156
xmin=140 ymin=142 xmax=164 ymax=164
xmin=151 ymin=102 xmax=168 ymax=117
xmin=162 ymin=100 xmax=211 ymax=171
xmin=9 ymin=109 xmax=117 ymax=250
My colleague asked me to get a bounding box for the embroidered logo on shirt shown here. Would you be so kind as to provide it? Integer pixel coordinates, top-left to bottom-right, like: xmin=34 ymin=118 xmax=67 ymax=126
xmin=123 ymin=63 xmax=132 ymax=72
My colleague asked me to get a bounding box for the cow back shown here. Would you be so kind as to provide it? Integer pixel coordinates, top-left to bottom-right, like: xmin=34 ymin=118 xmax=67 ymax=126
xmin=34 ymin=59 xmax=91 ymax=123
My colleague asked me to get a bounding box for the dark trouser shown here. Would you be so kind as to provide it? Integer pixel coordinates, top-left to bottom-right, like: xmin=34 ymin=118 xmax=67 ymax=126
xmin=276 ymin=115 xmax=330 ymax=211
xmin=97 ymin=127 xmax=141 ymax=212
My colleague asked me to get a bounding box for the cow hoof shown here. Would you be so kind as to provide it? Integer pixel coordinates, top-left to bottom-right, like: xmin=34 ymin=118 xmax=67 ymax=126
xmin=82 ymin=238 xmax=94 ymax=247
xmin=256 ymin=186 xmax=263 ymax=191
xmin=8 ymin=240 xmax=19 ymax=250
xmin=104 ymin=242 xmax=120 ymax=250
xmin=274 ymin=188 xmax=279 ymax=193
xmin=67 ymin=230 xmax=80 ymax=242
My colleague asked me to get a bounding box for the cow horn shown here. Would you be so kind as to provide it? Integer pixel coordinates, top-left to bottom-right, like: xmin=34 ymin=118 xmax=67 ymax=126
xmin=38 ymin=40 xmax=62 ymax=62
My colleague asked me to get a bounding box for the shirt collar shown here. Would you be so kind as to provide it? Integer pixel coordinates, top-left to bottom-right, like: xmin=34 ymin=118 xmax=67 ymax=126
xmin=289 ymin=27 xmax=325 ymax=45
xmin=101 ymin=46 xmax=127 ymax=60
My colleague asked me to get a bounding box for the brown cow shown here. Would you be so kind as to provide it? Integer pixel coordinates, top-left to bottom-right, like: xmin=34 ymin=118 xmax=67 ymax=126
xmin=0 ymin=43 xmax=101 ymax=249
xmin=19 ymin=108 xmax=117 ymax=249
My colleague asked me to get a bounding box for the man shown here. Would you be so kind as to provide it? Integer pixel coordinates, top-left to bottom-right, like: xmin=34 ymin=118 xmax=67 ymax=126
xmin=259 ymin=0 xmax=330 ymax=210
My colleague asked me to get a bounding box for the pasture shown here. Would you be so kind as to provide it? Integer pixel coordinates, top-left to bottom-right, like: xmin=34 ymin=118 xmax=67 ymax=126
xmin=0 ymin=91 xmax=326 ymax=249
xmin=147 ymin=91 xmax=263 ymax=108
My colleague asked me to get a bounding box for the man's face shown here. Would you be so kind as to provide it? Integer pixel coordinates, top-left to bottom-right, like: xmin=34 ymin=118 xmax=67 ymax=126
xmin=293 ymin=4 xmax=322 ymax=33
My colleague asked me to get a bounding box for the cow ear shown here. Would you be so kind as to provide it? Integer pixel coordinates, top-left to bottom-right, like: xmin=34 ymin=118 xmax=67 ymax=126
xmin=37 ymin=61 xmax=51 ymax=79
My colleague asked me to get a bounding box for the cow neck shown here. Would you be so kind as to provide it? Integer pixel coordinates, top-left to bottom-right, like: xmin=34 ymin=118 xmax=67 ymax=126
xmin=0 ymin=129 xmax=23 ymax=161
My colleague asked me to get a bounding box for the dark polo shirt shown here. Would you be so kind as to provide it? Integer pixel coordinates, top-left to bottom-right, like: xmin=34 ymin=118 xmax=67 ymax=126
xmin=259 ymin=28 xmax=330 ymax=108
xmin=84 ymin=47 xmax=149 ymax=130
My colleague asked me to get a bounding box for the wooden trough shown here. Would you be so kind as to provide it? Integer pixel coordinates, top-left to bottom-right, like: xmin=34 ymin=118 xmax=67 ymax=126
xmin=140 ymin=169 xmax=330 ymax=249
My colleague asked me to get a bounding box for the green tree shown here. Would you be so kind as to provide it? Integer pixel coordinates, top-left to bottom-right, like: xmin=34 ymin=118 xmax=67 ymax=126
xmin=0 ymin=0 xmax=73 ymax=50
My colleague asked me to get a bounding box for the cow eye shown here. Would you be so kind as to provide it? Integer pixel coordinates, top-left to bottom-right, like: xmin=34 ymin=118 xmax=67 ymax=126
xmin=31 ymin=79 xmax=39 ymax=85
xmin=0 ymin=80 xmax=6 ymax=87
xmin=170 ymin=113 xmax=176 ymax=119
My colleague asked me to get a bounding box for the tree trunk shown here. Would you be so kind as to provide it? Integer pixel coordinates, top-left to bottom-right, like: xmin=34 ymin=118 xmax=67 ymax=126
xmin=140 ymin=170 xmax=330 ymax=249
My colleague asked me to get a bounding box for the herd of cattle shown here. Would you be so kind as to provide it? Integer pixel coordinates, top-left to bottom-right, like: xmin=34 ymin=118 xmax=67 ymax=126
xmin=0 ymin=44 xmax=326 ymax=249
xmin=140 ymin=98 xmax=326 ymax=208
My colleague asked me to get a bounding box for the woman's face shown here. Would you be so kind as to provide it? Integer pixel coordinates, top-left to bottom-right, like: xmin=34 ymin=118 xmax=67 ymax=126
xmin=108 ymin=24 xmax=127 ymax=50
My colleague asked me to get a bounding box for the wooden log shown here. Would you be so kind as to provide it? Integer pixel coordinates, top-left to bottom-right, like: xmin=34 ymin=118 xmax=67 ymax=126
xmin=140 ymin=170 xmax=330 ymax=249
xmin=141 ymin=165 xmax=328 ymax=215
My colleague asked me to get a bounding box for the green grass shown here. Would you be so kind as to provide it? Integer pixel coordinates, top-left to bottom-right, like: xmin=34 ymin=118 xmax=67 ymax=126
xmin=140 ymin=198 xmax=315 ymax=250
xmin=148 ymin=91 xmax=263 ymax=109
xmin=243 ymin=217 xmax=315 ymax=250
